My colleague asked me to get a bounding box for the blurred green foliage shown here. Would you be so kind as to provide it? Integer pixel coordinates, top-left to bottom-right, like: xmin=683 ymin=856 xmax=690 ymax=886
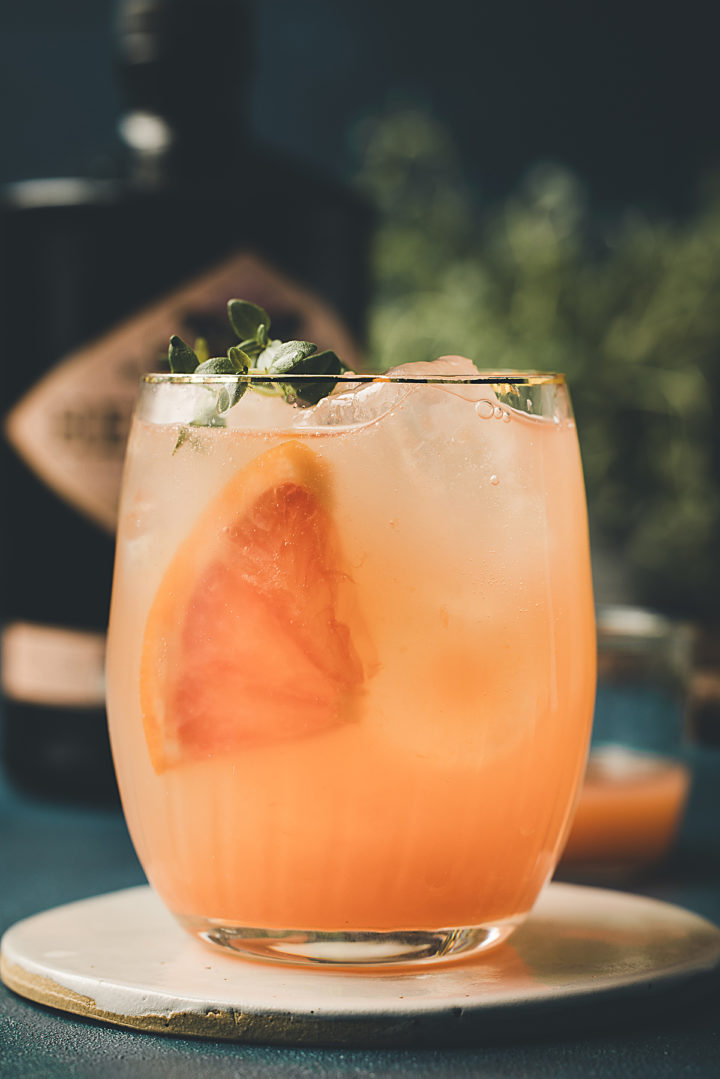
xmin=355 ymin=110 xmax=720 ymax=623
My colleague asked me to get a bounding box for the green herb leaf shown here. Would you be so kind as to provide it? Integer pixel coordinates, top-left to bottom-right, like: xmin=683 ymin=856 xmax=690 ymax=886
xmin=227 ymin=345 xmax=251 ymax=373
xmin=169 ymin=335 xmax=199 ymax=373
xmin=238 ymin=338 xmax=263 ymax=359
xmin=166 ymin=298 xmax=348 ymax=436
xmin=173 ymin=427 xmax=192 ymax=454
xmin=300 ymin=349 xmax=343 ymax=376
xmin=195 ymin=356 xmax=237 ymax=376
xmin=278 ymin=349 xmax=343 ymax=405
xmin=194 ymin=337 xmax=210 ymax=365
xmin=227 ymin=346 xmax=250 ymax=404
xmin=264 ymin=340 xmax=318 ymax=374
xmin=227 ymin=299 xmax=270 ymax=344
xmin=195 ymin=354 xmax=248 ymax=407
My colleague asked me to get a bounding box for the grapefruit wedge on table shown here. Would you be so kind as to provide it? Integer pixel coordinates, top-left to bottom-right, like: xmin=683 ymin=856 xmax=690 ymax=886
xmin=140 ymin=440 xmax=366 ymax=772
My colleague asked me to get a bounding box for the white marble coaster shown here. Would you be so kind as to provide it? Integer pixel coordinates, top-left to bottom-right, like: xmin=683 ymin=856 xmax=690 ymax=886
xmin=2 ymin=883 xmax=719 ymax=1046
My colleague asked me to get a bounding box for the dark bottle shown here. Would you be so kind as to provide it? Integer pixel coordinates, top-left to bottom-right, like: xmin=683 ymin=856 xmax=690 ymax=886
xmin=0 ymin=0 xmax=372 ymax=804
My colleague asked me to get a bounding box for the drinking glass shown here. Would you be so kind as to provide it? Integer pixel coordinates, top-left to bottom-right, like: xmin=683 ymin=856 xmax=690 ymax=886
xmin=106 ymin=368 xmax=596 ymax=967
xmin=560 ymin=606 xmax=693 ymax=879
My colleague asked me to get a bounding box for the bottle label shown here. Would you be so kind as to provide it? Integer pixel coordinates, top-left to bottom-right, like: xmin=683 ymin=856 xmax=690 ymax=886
xmin=1 ymin=621 xmax=106 ymax=709
xmin=4 ymin=252 xmax=360 ymax=532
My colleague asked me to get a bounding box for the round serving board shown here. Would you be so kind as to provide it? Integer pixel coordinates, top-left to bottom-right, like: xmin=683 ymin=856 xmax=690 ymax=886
xmin=2 ymin=883 xmax=719 ymax=1047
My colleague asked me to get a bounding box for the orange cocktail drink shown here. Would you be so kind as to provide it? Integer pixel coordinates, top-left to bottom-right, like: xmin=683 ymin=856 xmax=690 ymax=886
xmin=561 ymin=746 xmax=690 ymax=875
xmin=107 ymin=339 xmax=595 ymax=966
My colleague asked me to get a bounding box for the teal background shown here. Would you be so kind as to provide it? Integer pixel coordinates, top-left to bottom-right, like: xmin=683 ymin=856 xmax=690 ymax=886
xmin=1 ymin=1 xmax=718 ymax=211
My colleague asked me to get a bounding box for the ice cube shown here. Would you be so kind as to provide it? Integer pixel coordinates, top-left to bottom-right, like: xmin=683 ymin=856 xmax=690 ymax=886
xmin=387 ymin=355 xmax=479 ymax=379
xmin=373 ymin=355 xmax=508 ymax=480
xmin=294 ymin=356 xmax=499 ymax=431
xmin=293 ymin=377 xmax=410 ymax=429
xmin=225 ymin=388 xmax=297 ymax=430
xmin=386 ymin=355 xmax=497 ymax=406
xmin=140 ymin=380 xmax=231 ymax=425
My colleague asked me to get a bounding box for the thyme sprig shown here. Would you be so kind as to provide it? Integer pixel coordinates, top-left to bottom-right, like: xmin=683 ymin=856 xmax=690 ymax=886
xmin=168 ymin=299 xmax=344 ymax=413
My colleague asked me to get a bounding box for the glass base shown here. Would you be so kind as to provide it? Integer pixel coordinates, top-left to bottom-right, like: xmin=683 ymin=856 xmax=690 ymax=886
xmin=179 ymin=916 xmax=521 ymax=968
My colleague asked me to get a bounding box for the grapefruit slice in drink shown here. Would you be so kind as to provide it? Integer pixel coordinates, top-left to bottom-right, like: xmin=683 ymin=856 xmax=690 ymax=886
xmin=140 ymin=440 xmax=366 ymax=772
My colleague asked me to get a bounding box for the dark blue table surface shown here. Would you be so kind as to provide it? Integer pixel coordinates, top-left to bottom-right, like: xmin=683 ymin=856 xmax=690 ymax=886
xmin=2 ymin=748 xmax=720 ymax=1079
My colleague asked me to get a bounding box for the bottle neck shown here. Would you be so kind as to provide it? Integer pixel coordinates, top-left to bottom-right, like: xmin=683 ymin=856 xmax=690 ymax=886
xmin=115 ymin=0 xmax=252 ymax=186
xmin=118 ymin=105 xmax=246 ymax=186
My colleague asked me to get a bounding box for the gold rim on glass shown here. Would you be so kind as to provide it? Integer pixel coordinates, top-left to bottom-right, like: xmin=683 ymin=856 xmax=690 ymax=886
xmin=142 ymin=371 xmax=566 ymax=387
